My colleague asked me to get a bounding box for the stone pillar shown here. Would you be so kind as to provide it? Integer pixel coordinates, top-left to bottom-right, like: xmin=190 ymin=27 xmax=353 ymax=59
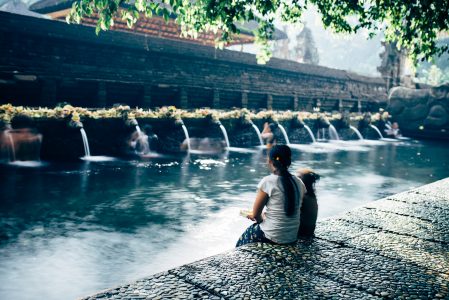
xmin=338 ymin=99 xmax=343 ymax=112
xmin=293 ymin=95 xmax=299 ymax=111
xmin=180 ymin=87 xmax=188 ymax=109
xmin=97 ymin=82 xmax=107 ymax=108
xmin=40 ymin=79 xmax=57 ymax=107
xmin=241 ymin=91 xmax=248 ymax=108
xmin=358 ymin=100 xmax=362 ymax=113
xmin=213 ymin=89 xmax=220 ymax=109
xmin=267 ymin=94 xmax=273 ymax=110
xmin=315 ymin=99 xmax=321 ymax=111
xmin=142 ymin=85 xmax=152 ymax=108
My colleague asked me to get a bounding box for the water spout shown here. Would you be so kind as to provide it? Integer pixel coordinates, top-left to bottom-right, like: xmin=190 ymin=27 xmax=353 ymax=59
xmin=277 ymin=124 xmax=290 ymax=145
xmin=303 ymin=125 xmax=316 ymax=143
xmin=218 ymin=123 xmax=230 ymax=148
xmin=181 ymin=124 xmax=191 ymax=152
xmin=134 ymin=125 xmax=150 ymax=154
xmin=80 ymin=128 xmax=91 ymax=157
xmin=328 ymin=124 xmax=340 ymax=140
xmin=349 ymin=125 xmax=364 ymax=140
xmin=369 ymin=124 xmax=384 ymax=139
xmin=5 ymin=130 xmax=16 ymax=161
xmin=251 ymin=123 xmax=264 ymax=146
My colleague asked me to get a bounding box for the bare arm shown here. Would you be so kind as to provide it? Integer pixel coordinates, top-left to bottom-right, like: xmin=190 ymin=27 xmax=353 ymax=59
xmin=247 ymin=190 xmax=269 ymax=223
xmin=261 ymin=122 xmax=269 ymax=133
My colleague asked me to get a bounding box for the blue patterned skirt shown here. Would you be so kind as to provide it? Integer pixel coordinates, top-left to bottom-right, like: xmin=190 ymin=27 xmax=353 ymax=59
xmin=235 ymin=223 xmax=275 ymax=247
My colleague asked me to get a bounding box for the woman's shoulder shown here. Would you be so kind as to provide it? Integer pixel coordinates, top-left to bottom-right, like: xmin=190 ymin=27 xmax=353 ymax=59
xmin=257 ymin=174 xmax=280 ymax=187
xmin=292 ymin=175 xmax=307 ymax=194
xmin=260 ymin=173 xmax=278 ymax=179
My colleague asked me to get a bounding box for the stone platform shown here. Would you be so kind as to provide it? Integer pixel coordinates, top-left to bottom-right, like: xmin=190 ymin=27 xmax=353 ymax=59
xmin=82 ymin=178 xmax=449 ymax=300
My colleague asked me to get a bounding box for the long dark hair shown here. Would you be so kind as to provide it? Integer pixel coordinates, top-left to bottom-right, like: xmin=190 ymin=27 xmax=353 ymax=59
xmin=269 ymin=145 xmax=298 ymax=216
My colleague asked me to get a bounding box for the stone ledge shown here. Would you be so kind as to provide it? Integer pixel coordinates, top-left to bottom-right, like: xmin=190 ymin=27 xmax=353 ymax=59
xmin=82 ymin=178 xmax=449 ymax=300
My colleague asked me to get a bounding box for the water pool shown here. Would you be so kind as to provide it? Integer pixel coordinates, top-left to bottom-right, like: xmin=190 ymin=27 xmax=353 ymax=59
xmin=1 ymin=139 xmax=448 ymax=300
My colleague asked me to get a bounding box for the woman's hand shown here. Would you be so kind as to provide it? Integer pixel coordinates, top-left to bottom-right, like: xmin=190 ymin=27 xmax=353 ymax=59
xmin=246 ymin=212 xmax=256 ymax=221
xmin=251 ymin=190 xmax=269 ymax=223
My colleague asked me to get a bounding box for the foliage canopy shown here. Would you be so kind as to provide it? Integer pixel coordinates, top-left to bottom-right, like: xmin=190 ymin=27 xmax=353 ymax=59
xmin=68 ymin=0 xmax=449 ymax=64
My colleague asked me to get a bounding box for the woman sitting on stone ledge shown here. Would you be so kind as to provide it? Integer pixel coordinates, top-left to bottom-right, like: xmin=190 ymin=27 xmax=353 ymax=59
xmin=236 ymin=145 xmax=306 ymax=247
xmin=297 ymin=169 xmax=320 ymax=238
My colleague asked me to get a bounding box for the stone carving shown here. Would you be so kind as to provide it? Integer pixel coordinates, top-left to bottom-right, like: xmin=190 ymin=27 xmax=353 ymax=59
xmin=378 ymin=42 xmax=402 ymax=90
xmin=378 ymin=41 xmax=415 ymax=90
xmin=388 ymin=83 xmax=449 ymax=139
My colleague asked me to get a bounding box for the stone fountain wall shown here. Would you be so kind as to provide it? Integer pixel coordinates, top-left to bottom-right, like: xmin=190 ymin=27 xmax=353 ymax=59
xmin=4 ymin=117 xmax=185 ymax=160
xmin=388 ymin=83 xmax=449 ymax=140
xmin=3 ymin=112 xmax=386 ymax=161
xmin=0 ymin=11 xmax=387 ymax=112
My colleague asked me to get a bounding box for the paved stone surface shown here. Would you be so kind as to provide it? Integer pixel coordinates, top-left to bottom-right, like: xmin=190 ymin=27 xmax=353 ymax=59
xmin=83 ymin=272 xmax=218 ymax=300
xmin=83 ymin=178 xmax=449 ymax=300
xmin=348 ymin=231 xmax=449 ymax=275
xmin=315 ymin=218 xmax=381 ymax=244
xmin=339 ymin=207 xmax=449 ymax=243
xmin=172 ymin=248 xmax=378 ymax=300
xmin=364 ymin=198 xmax=449 ymax=224
xmin=413 ymin=180 xmax=449 ymax=201
xmin=387 ymin=190 xmax=449 ymax=211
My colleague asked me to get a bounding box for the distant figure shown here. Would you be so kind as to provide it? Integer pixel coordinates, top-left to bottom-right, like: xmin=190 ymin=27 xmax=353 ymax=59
xmin=129 ymin=131 xmax=147 ymax=154
xmin=142 ymin=125 xmax=159 ymax=152
xmin=236 ymin=145 xmax=306 ymax=247
xmin=261 ymin=122 xmax=278 ymax=149
xmin=385 ymin=122 xmax=401 ymax=138
xmin=9 ymin=115 xmax=42 ymax=161
xmin=0 ymin=120 xmax=14 ymax=162
xmin=128 ymin=124 xmax=159 ymax=154
xmin=358 ymin=112 xmax=372 ymax=130
xmin=376 ymin=111 xmax=390 ymax=134
xmin=297 ymin=169 xmax=320 ymax=238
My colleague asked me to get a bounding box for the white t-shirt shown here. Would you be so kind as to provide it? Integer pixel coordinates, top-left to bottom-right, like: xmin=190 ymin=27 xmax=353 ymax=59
xmin=258 ymin=174 xmax=306 ymax=244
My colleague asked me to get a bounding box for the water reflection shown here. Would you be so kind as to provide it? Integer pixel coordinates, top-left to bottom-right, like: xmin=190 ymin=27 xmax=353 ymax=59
xmin=0 ymin=140 xmax=448 ymax=300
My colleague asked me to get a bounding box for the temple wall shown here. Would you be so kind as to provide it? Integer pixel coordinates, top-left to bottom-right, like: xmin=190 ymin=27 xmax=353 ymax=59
xmin=388 ymin=84 xmax=449 ymax=140
xmin=0 ymin=11 xmax=387 ymax=111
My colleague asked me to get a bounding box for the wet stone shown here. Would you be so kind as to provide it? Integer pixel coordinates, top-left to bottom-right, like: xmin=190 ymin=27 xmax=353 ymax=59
xmin=365 ymin=199 xmax=449 ymax=226
xmin=347 ymin=231 xmax=449 ymax=274
xmin=412 ymin=178 xmax=449 ymax=202
xmin=172 ymin=246 xmax=377 ymax=299
xmin=81 ymin=272 xmax=215 ymax=300
xmin=339 ymin=207 xmax=449 ymax=243
xmin=315 ymin=219 xmax=380 ymax=244
xmin=387 ymin=190 xmax=449 ymax=211
xmin=240 ymin=239 xmax=335 ymax=268
xmin=310 ymin=246 xmax=448 ymax=299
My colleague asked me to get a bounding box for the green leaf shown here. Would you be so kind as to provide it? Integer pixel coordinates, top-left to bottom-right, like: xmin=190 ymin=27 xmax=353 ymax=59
xmin=68 ymin=0 xmax=449 ymax=64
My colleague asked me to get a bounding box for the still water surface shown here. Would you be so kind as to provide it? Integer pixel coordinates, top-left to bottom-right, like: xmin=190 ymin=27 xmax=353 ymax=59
xmin=0 ymin=140 xmax=448 ymax=300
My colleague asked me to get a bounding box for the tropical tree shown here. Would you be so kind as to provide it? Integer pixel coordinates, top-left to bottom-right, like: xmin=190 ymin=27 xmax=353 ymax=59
xmin=68 ymin=0 xmax=449 ymax=64
xmin=416 ymin=65 xmax=449 ymax=85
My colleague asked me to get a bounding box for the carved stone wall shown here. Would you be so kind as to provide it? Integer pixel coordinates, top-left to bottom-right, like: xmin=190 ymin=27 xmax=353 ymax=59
xmin=388 ymin=84 xmax=449 ymax=140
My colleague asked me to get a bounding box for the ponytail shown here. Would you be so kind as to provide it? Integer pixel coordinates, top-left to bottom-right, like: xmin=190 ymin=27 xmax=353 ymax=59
xmin=269 ymin=145 xmax=299 ymax=216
